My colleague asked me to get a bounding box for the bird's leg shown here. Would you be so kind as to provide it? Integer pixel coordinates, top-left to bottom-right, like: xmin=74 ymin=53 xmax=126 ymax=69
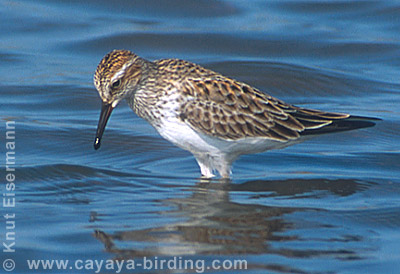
xmin=198 ymin=153 xmax=233 ymax=179
xmin=194 ymin=154 xmax=215 ymax=178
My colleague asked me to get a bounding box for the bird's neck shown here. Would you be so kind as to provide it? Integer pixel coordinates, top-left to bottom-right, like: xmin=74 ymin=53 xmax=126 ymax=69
xmin=127 ymin=62 xmax=163 ymax=124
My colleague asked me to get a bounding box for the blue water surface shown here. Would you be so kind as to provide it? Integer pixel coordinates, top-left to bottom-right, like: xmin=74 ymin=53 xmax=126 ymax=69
xmin=1 ymin=0 xmax=400 ymax=273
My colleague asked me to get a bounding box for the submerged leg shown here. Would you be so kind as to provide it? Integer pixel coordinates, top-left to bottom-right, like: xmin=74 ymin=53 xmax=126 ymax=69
xmin=215 ymin=160 xmax=232 ymax=179
xmin=194 ymin=153 xmax=234 ymax=179
xmin=194 ymin=154 xmax=215 ymax=178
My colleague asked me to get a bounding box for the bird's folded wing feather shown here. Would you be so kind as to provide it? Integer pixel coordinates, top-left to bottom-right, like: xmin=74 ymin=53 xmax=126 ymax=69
xmin=179 ymin=76 xmax=349 ymax=142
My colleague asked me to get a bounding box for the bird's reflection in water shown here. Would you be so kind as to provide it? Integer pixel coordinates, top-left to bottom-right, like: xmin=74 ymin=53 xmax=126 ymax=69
xmin=94 ymin=178 xmax=370 ymax=261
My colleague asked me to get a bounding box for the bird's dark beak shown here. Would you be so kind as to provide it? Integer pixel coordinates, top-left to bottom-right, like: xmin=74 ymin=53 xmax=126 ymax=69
xmin=94 ymin=102 xmax=114 ymax=150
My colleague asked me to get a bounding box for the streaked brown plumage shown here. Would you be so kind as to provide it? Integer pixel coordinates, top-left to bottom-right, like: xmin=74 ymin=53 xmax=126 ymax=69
xmin=93 ymin=49 xmax=379 ymax=178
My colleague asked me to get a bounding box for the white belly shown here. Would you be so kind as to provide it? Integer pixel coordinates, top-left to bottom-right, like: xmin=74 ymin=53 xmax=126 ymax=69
xmin=155 ymin=116 xmax=287 ymax=157
xmin=156 ymin=117 xmax=220 ymax=154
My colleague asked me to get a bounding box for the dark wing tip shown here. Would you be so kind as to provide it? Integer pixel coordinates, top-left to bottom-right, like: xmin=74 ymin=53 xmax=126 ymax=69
xmin=347 ymin=115 xmax=382 ymax=122
xmin=302 ymin=115 xmax=380 ymax=136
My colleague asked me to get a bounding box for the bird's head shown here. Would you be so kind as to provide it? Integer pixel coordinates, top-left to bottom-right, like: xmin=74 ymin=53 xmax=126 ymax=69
xmin=93 ymin=49 xmax=142 ymax=150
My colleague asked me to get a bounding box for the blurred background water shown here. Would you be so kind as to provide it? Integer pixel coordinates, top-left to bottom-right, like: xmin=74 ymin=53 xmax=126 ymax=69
xmin=1 ymin=0 xmax=400 ymax=273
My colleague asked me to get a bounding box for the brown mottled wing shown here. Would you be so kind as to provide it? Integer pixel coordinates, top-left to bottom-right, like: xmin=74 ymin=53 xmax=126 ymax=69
xmin=179 ymin=75 xmax=348 ymax=142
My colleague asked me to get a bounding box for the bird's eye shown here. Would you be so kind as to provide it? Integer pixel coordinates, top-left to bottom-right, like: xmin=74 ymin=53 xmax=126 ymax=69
xmin=111 ymin=79 xmax=121 ymax=88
